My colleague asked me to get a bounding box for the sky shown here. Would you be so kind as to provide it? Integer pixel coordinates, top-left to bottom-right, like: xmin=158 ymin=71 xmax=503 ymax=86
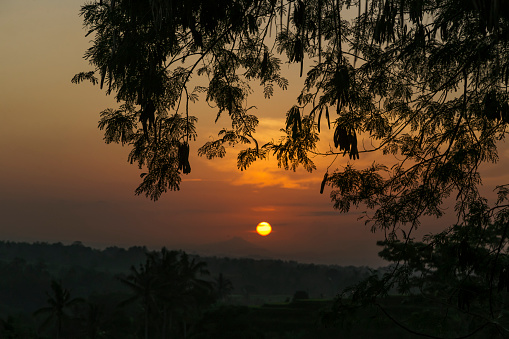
xmin=1 ymin=0 xmax=508 ymax=267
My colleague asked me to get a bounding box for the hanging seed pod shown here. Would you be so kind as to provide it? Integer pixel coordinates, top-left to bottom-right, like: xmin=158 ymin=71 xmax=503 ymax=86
xmin=334 ymin=126 xmax=348 ymax=150
xmin=326 ymin=106 xmax=330 ymax=129
xmin=260 ymin=50 xmax=269 ymax=77
xmin=349 ymin=131 xmax=359 ymax=159
xmin=140 ymin=100 xmax=156 ymax=141
xmin=483 ymin=90 xmax=500 ymax=121
xmin=320 ymin=172 xmax=328 ymax=194
xmin=317 ymin=107 xmax=323 ymax=133
xmin=501 ymin=102 xmax=509 ymax=123
xmin=178 ymin=142 xmax=191 ymax=174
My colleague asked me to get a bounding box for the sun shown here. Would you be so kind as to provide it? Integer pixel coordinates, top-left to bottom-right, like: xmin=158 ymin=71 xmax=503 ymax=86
xmin=256 ymin=222 xmax=272 ymax=236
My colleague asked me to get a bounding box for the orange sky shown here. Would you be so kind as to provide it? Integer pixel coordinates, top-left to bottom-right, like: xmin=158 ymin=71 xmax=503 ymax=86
xmin=1 ymin=0 xmax=508 ymax=267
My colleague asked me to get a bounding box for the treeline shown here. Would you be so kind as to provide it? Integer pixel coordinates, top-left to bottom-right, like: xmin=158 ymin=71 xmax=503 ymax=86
xmin=201 ymin=256 xmax=371 ymax=300
xmin=0 ymin=241 xmax=372 ymax=337
xmin=0 ymin=241 xmax=371 ymax=311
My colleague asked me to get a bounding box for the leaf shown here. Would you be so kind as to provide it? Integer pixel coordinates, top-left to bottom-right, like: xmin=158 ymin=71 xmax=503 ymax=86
xmin=71 ymin=71 xmax=98 ymax=85
xmin=198 ymin=140 xmax=227 ymax=160
xmin=237 ymin=147 xmax=266 ymax=171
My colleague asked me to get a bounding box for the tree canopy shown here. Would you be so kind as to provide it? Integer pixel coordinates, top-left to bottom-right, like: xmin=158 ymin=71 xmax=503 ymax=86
xmin=75 ymin=0 xmax=509 ymax=336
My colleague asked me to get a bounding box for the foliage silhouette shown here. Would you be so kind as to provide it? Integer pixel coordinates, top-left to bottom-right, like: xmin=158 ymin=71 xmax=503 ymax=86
xmin=74 ymin=0 xmax=509 ymax=336
xmin=292 ymin=290 xmax=309 ymax=301
xmin=213 ymin=273 xmax=234 ymax=303
xmin=118 ymin=248 xmax=214 ymax=339
xmin=33 ymin=280 xmax=84 ymax=339
xmin=0 ymin=242 xmax=382 ymax=338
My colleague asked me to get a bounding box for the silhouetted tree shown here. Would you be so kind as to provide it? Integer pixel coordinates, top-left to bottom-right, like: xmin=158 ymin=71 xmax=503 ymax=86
xmin=118 ymin=259 xmax=159 ymax=339
xmin=119 ymin=249 xmax=214 ymax=339
xmin=0 ymin=314 xmax=38 ymax=339
xmin=81 ymin=302 xmax=106 ymax=339
xmin=214 ymin=273 xmax=234 ymax=303
xmin=0 ymin=316 xmax=16 ymax=339
xmin=172 ymin=251 xmax=213 ymax=338
xmin=75 ymin=1 xmax=509 ymax=336
xmin=34 ymin=280 xmax=83 ymax=339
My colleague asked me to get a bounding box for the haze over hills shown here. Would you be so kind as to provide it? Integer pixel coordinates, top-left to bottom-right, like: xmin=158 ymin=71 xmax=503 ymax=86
xmin=190 ymin=236 xmax=274 ymax=259
xmin=185 ymin=236 xmax=385 ymax=267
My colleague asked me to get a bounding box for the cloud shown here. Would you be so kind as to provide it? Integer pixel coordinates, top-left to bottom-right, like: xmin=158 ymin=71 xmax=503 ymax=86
xmin=300 ymin=210 xmax=367 ymax=217
xmin=231 ymin=168 xmax=320 ymax=189
xmin=251 ymin=206 xmax=277 ymax=212
xmin=197 ymin=147 xmax=323 ymax=189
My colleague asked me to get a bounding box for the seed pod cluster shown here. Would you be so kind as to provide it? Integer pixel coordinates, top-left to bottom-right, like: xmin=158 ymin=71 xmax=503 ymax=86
xmin=260 ymin=50 xmax=269 ymax=77
xmin=140 ymin=100 xmax=156 ymax=140
xmin=178 ymin=142 xmax=191 ymax=174
xmin=334 ymin=126 xmax=359 ymax=159
xmin=286 ymin=106 xmax=302 ymax=140
xmin=316 ymin=106 xmax=331 ymax=133
xmin=483 ymin=91 xmax=509 ymax=123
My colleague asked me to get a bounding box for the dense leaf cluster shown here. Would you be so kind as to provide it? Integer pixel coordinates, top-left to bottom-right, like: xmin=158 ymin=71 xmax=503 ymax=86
xmin=75 ymin=0 xmax=289 ymax=199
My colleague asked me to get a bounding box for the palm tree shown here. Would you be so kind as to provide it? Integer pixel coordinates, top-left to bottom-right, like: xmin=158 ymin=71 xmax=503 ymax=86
xmin=147 ymin=248 xmax=204 ymax=339
xmin=148 ymin=248 xmax=180 ymax=339
xmin=214 ymin=273 xmax=234 ymax=303
xmin=83 ymin=302 xmax=105 ymax=339
xmin=118 ymin=259 xmax=161 ymax=339
xmin=120 ymin=249 xmax=215 ymax=339
xmin=33 ymin=280 xmax=83 ymax=339
xmin=174 ymin=252 xmax=214 ymax=339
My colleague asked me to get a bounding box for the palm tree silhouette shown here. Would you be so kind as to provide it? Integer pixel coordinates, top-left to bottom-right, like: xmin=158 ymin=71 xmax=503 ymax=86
xmin=148 ymin=248 xmax=180 ymax=339
xmin=33 ymin=279 xmax=83 ymax=339
xmin=173 ymin=252 xmax=212 ymax=338
xmin=119 ymin=249 xmax=214 ymax=339
xmin=214 ymin=273 xmax=234 ymax=303
xmin=149 ymin=249 xmax=211 ymax=339
xmin=118 ymin=259 xmax=160 ymax=339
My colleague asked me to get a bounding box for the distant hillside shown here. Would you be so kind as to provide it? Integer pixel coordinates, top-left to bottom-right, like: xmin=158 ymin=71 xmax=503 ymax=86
xmin=192 ymin=236 xmax=273 ymax=259
xmin=0 ymin=240 xmax=373 ymax=316
xmin=0 ymin=240 xmax=147 ymax=272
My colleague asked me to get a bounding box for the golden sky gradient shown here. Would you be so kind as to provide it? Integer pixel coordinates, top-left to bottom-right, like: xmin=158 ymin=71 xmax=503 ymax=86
xmin=1 ymin=0 xmax=508 ymax=267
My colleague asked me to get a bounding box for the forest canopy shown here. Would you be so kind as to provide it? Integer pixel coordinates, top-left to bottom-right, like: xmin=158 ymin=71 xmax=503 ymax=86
xmin=75 ymin=0 xmax=509 ymax=337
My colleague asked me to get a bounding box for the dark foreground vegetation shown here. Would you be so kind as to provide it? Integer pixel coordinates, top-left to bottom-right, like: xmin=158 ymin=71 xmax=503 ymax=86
xmin=2 ymin=241 xmax=506 ymax=338
xmin=0 ymin=240 xmax=375 ymax=338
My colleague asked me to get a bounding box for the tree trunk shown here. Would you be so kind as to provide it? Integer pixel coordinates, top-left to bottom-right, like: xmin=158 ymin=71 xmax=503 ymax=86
xmin=161 ymin=306 xmax=167 ymax=339
xmin=144 ymin=309 xmax=149 ymax=339
xmin=56 ymin=316 xmax=62 ymax=339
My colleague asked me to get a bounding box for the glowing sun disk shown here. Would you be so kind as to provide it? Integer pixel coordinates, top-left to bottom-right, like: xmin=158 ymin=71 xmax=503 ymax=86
xmin=256 ymin=222 xmax=272 ymax=236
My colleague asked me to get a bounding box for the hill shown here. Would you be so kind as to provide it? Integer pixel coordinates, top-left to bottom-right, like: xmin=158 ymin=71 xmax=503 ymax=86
xmin=0 ymin=240 xmax=372 ymax=316
xmin=192 ymin=236 xmax=273 ymax=259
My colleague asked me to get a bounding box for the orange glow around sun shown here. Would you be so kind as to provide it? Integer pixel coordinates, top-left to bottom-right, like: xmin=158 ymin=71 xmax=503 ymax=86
xmin=256 ymin=222 xmax=272 ymax=236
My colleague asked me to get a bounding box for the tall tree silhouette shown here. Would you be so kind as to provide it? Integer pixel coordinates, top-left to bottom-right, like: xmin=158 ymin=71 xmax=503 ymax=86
xmin=119 ymin=249 xmax=214 ymax=339
xmin=214 ymin=273 xmax=234 ymax=303
xmin=33 ymin=280 xmax=83 ymax=339
xmin=173 ymin=251 xmax=213 ymax=338
xmin=118 ymin=259 xmax=160 ymax=339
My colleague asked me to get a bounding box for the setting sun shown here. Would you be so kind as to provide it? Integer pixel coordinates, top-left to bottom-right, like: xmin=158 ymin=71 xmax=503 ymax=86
xmin=256 ymin=222 xmax=272 ymax=236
